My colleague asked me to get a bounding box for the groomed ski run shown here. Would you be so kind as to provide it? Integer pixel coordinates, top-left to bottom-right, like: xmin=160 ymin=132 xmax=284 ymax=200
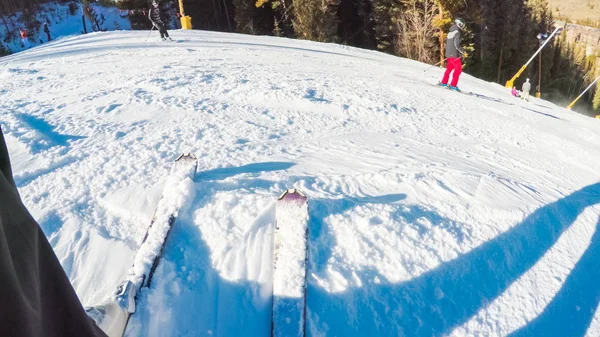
xmin=2 ymin=30 xmax=600 ymax=337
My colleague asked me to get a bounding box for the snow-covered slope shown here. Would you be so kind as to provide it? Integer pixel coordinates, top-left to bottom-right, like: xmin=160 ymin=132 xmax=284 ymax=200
xmin=1 ymin=30 xmax=600 ymax=337
xmin=1 ymin=3 xmax=131 ymax=54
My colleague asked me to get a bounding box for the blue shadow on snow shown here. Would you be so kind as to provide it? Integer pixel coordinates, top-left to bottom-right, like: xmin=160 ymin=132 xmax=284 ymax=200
xmin=304 ymin=89 xmax=331 ymax=104
xmin=198 ymin=162 xmax=295 ymax=181
xmin=141 ymin=207 xmax=272 ymax=337
xmin=118 ymin=158 xmax=600 ymax=336
xmin=18 ymin=114 xmax=85 ymax=153
xmin=309 ymin=183 xmax=600 ymax=336
xmin=510 ymin=216 xmax=600 ymax=337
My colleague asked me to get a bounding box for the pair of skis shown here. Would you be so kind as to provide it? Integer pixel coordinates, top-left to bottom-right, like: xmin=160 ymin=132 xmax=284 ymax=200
xmin=435 ymin=82 xmax=469 ymax=94
xmin=86 ymin=154 xmax=310 ymax=337
xmin=434 ymin=82 xmax=490 ymax=99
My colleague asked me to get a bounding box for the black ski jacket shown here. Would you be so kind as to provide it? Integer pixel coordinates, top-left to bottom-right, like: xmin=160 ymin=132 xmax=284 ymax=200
xmin=148 ymin=7 xmax=164 ymax=25
xmin=0 ymin=127 xmax=107 ymax=337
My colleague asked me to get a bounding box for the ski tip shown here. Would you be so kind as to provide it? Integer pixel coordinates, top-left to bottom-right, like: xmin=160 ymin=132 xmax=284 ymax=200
xmin=277 ymin=188 xmax=307 ymax=201
xmin=175 ymin=153 xmax=197 ymax=161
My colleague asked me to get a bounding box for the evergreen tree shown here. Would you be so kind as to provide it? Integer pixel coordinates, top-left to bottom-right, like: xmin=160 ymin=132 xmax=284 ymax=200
xmin=477 ymin=0 xmax=535 ymax=83
xmin=182 ymin=0 xmax=234 ymax=31
xmin=0 ymin=41 xmax=11 ymax=56
xmin=527 ymin=0 xmax=554 ymax=97
xmin=268 ymin=0 xmax=295 ymax=37
xmin=292 ymin=0 xmax=339 ymax=42
xmin=593 ymin=83 xmax=600 ymax=112
xmin=370 ymin=0 xmax=401 ymax=53
xmin=82 ymin=0 xmax=103 ymax=31
xmin=337 ymin=0 xmax=375 ymax=48
xmin=234 ymin=0 xmax=273 ymax=34
xmin=478 ymin=0 xmax=502 ymax=80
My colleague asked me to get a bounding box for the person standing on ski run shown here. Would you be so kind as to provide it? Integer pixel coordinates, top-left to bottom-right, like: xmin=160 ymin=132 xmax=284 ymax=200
xmin=440 ymin=18 xmax=467 ymax=91
xmin=20 ymin=28 xmax=30 ymax=48
xmin=148 ymin=0 xmax=172 ymax=41
xmin=522 ymin=78 xmax=532 ymax=102
xmin=43 ymin=22 xmax=51 ymax=41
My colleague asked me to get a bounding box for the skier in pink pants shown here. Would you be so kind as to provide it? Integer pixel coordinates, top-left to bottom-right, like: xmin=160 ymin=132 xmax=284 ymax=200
xmin=440 ymin=18 xmax=467 ymax=92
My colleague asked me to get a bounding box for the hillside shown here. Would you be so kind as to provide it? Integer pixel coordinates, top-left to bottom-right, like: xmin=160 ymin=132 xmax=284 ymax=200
xmin=549 ymin=0 xmax=600 ymax=22
xmin=0 ymin=2 xmax=131 ymax=55
xmin=1 ymin=30 xmax=600 ymax=336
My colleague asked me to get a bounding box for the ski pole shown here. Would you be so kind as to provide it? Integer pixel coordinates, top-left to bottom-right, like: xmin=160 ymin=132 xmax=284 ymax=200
xmin=423 ymin=58 xmax=448 ymax=72
xmin=144 ymin=25 xmax=155 ymax=42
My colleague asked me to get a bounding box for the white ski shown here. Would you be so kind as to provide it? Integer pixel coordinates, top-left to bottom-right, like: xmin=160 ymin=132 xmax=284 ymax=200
xmin=86 ymin=153 xmax=197 ymax=337
xmin=272 ymin=189 xmax=309 ymax=337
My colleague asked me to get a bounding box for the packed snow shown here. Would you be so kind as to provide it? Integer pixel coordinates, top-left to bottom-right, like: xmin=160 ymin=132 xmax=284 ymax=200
xmin=1 ymin=30 xmax=600 ymax=337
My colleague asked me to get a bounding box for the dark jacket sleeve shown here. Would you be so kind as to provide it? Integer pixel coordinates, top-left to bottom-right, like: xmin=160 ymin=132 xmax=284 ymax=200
xmin=454 ymin=29 xmax=464 ymax=55
xmin=0 ymin=128 xmax=15 ymax=190
xmin=0 ymin=127 xmax=107 ymax=337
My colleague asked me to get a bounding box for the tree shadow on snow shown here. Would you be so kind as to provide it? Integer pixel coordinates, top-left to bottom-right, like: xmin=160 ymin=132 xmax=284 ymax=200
xmin=129 ymin=194 xmax=273 ymax=336
xmin=510 ymin=216 xmax=600 ymax=337
xmin=17 ymin=114 xmax=86 ymax=153
xmin=308 ymin=183 xmax=600 ymax=336
xmin=198 ymin=162 xmax=295 ymax=181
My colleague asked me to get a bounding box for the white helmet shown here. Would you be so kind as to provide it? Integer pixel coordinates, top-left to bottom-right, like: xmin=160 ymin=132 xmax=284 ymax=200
xmin=455 ymin=18 xmax=466 ymax=30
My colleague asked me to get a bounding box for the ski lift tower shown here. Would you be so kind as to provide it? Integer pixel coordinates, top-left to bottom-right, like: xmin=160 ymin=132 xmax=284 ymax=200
xmin=505 ymin=22 xmax=565 ymax=90
xmin=179 ymin=0 xmax=192 ymax=29
xmin=566 ymin=75 xmax=600 ymax=110
xmin=536 ymin=32 xmax=548 ymax=98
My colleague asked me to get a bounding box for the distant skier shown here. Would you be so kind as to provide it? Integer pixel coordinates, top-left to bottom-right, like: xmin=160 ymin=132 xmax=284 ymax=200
xmin=439 ymin=18 xmax=467 ymax=92
xmin=522 ymin=78 xmax=531 ymax=102
xmin=148 ymin=0 xmax=172 ymax=41
xmin=43 ymin=22 xmax=51 ymax=41
xmin=19 ymin=28 xmax=30 ymax=48
xmin=0 ymin=127 xmax=107 ymax=337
